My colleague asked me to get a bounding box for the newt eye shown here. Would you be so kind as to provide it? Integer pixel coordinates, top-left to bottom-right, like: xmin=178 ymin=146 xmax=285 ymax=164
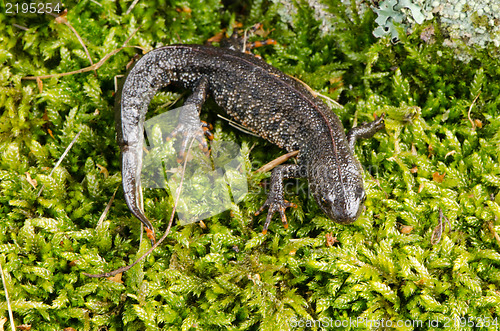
xmin=355 ymin=186 xmax=366 ymax=203
xmin=361 ymin=191 xmax=367 ymax=203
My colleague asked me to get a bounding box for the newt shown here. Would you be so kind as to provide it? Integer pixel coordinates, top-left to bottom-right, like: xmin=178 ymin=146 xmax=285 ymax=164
xmin=116 ymin=40 xmax=385 ymax=240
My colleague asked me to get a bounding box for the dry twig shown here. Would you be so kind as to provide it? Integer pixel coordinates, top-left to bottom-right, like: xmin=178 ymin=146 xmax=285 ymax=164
xmin=468 ymin=92 xmax=481 ymax=130
xmin=37 ymin=130 xmax=82 ymax=197
xmin=431 ymin=208 xmax=450 ymax=245
xmin=216 ymin=114 xmax=259 ymax=137
xmin=125 ymin=0 xmax=141 ymax=15
xmin=54 ymin=10 xmax=95 ymax=73
xmin=255 ymin=150 xmax=299 ymax=173
xmin=23 ymin=26 xmax=142 ymax=81
xmin=96 ymin=186 xmax=119 ymax=228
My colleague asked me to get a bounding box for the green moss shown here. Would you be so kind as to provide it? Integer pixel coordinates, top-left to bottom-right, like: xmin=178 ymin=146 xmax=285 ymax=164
xmin=1 ymin=0 xmax=500 ymax=330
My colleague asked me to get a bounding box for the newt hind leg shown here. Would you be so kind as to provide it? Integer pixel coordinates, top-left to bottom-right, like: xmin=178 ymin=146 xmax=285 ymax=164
xmin=166 ymin=77 xmax=212 ymax=161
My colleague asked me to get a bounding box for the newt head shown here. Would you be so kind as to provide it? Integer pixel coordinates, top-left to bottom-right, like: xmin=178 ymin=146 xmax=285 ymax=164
xmin=309 ymin=158 xmax=366 ymax=225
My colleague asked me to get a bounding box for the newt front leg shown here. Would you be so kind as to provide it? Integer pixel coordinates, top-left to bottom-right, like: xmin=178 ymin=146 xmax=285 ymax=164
xmin=166 ymin=77 xmax=211 ymax=161
xmin=346 ymin=114 xmax=385 ymax=151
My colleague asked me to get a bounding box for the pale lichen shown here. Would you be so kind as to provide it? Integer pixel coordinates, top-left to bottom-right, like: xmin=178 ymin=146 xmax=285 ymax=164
xmin=306 ymin=0 xmax=500 ymax=60
xmin=426 ymin=0 xmax=500 ymax=60
xmin=374 ymin=0 xmax=500 ymax=59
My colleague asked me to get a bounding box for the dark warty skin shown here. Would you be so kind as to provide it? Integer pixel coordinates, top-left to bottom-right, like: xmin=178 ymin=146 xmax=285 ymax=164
xmin=116 ymin=44 xmax=385 ymax=239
